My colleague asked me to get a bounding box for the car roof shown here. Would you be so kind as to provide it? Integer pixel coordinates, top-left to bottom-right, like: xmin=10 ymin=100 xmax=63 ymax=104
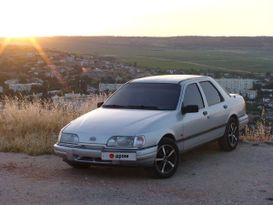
xmin=130 ymin=75 xmax=204 ymax=84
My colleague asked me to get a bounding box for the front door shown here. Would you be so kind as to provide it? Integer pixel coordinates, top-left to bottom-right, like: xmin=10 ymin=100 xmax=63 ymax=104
xmin=180 ymin=83 xmax=211 ymax=150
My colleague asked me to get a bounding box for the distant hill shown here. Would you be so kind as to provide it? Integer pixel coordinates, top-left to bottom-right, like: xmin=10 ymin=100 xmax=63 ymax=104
xmin=37 ymin=36 xmax=273 ymax=50
xmin=2 ymin=36 xmax=273 ymax=73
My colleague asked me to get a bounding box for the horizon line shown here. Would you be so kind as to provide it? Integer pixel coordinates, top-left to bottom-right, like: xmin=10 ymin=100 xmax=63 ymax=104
xmin=1 ymin=35 xmax=273 ymax=39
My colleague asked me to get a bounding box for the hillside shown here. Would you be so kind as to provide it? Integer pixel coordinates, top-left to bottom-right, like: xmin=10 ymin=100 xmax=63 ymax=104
xmin=0 ymin=44 xmax=152 ymax=94
xmin=32 ymin=36 xmax=273 ymax=73
xmin=1 ymin=36 xmax=273 ymax=73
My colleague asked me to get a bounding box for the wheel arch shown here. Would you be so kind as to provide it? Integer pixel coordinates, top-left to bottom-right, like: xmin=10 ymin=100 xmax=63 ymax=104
xmin=158 ymin=133 xmax=176 ymax=144
xmin=229 ymin=114 xmax=239 ymax=125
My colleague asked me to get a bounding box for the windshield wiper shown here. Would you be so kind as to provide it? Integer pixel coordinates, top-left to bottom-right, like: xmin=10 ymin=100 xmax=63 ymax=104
xmin=126 ymin=105 xmax=160 ymax=110
xmin=103 ymin=104 xmax=160 ymax=110
xmin=103 ymin=104 xmax=127 ymax=108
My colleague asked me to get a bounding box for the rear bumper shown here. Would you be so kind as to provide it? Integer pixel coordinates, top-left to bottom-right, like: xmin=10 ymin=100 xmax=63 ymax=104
xmin=54 ymin=143 xmax=157 ymax=167
xmin=239 ymin=114 xmax=249 ymax=130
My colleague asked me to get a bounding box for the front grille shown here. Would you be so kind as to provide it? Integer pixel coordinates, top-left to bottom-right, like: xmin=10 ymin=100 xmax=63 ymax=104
xmin=77 ymin=144 xmax=104 ymax=150
xmin=59 ymin=143 xmax=105 ymax=150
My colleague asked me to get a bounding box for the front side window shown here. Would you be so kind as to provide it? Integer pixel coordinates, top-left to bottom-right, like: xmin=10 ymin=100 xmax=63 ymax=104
xmin=183 ymin=83 xmax=204 ymax=109
xmin=103 ymin=83 xmax=181 ymax=110
xmin=200 ymin=81 xmax=223 ymax=106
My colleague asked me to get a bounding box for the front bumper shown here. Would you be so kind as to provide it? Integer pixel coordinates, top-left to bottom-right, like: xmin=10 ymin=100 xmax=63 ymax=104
xmin=54 ymin=143 xmax=157 ymax=167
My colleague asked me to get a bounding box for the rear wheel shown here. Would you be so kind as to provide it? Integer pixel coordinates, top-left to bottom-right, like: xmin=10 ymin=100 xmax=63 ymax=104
xmin=65 ymin=160 xmax=91 ymax=169
xmin=218 ymin=117 xmax=239 ymax=151
xmin=153 ymin=138 xmax=179 ymax=178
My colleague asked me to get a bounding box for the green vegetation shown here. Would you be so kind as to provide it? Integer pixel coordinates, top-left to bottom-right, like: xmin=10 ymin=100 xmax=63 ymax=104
xmin=122 ymin=48 xmax=273 ymax=73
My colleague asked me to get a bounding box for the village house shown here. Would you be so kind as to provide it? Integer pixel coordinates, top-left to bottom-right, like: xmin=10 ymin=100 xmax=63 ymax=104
xmin=86 ymin=85 xmax=97 ymax=94
xmin=48 ymin=90 xmax=62 ymax=95
xmin=8 ymin=83 xmax=42 ymax=93
xmin=4 ymin=79 xmax=19 ymax=85
xmin=9 ymin=84 xmax=32 ymax=92
xmin=216 ymin=78 xmax=258 ymax=99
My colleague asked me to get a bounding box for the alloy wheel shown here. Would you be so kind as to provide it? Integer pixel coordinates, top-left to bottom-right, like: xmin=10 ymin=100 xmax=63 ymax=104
xmin=155 ymin=144 xmax=177 ymax=175
xmin=228 ymin=122 xmax=238 ymax=147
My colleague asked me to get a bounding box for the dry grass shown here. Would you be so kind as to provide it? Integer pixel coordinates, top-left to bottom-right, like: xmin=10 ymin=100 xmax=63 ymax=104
xmin=241 ymin=122 xmax=273 ymax=143
xmin=0 ymin=95 xmax=105 ymax=155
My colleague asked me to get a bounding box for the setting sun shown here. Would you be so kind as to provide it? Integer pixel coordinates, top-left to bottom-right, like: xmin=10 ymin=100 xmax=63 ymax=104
xmin=0 ymin=0 xmax=273 ymax=37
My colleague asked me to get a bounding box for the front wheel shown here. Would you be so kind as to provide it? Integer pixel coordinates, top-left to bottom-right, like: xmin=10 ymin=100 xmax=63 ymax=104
xmin=153 ymin=138 xmax=179 ymax=178
xmin=218 ymin=117 xmax=239 ymax=151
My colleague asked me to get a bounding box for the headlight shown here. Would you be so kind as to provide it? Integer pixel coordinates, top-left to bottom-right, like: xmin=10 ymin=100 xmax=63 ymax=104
xmin=107 ymin=136 xmax=145 ymax=148
xmin=59 ymin=133 xmax=79 ymax=144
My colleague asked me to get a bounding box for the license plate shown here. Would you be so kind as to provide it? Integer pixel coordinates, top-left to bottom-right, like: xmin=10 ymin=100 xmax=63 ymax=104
xmin=101 ymin=152 xmax=136 ymax=161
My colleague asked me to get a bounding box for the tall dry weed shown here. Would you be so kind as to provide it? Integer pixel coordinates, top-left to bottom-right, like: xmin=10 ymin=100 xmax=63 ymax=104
xmin=241 ymin=122 xmax=273 ymax=143
xmin=0 ymin=95 xmax=106 ymax=154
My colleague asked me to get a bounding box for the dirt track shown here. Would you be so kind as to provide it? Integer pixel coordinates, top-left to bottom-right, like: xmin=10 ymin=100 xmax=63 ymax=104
xmin=0 ymin=143 xmax=273 ymax=205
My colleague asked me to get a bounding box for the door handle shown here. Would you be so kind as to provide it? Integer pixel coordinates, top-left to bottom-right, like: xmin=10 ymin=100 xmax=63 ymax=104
xmin=223 ymin=105 xmax=228 ymax=109
xmin=203 ymin=111 xmax=208 ymax=116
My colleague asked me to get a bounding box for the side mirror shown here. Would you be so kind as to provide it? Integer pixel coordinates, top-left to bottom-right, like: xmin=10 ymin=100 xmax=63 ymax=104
xmin=97 ymin=102 xmax=104 ymax=108
xmin=182 ymin=105 xmax=199 ymax=114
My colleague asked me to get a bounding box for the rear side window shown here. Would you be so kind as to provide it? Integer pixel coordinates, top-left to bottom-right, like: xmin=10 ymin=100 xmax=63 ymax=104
xmin=183 ymin=83 xmax=204 ymax=109
xmin=200 ymin=81 xmax=223 ymax=106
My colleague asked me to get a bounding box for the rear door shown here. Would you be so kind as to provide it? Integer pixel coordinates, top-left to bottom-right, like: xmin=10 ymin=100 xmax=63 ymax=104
xmin=198 ymin=80 xmax=229 ymax=140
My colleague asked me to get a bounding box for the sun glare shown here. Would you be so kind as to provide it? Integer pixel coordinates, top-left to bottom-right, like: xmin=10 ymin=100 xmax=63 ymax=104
xmin=0 ymin=37 xmax=67 ymax=88
xmin=0 ymin=38 xmax=11 ymax=55
xmin=28 ymin=38 xmax=67 ymax=87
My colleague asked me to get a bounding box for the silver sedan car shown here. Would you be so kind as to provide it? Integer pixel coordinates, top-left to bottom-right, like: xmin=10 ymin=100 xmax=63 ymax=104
xmin=54 ymin=75 xmax=248 ymax=178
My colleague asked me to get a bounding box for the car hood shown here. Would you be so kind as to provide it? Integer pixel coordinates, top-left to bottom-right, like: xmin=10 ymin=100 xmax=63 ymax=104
xmin=63 ymin=107 xmax=173 ymax=144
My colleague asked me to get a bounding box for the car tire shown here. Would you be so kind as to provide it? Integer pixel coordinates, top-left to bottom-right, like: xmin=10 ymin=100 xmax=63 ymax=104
xmin=153 ymin=138 xmax=179 ymax=178
xmin=65 ymin=160 xmax=91 ymax=169
xmin=218 ymin=117 xmax=239 ymax=151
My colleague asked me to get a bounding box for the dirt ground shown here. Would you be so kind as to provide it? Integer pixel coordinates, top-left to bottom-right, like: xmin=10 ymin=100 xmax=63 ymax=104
xmin=0 ymin=142 xmax=272 ymax=205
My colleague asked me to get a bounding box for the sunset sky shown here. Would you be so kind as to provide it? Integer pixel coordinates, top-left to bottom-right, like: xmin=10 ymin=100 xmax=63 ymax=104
xmin=0 ymin=0 xmax=272 ymax=37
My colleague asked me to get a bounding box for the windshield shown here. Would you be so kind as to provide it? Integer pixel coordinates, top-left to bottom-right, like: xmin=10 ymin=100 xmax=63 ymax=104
xmin=103 ymin=83 xmax=181 ymax=110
